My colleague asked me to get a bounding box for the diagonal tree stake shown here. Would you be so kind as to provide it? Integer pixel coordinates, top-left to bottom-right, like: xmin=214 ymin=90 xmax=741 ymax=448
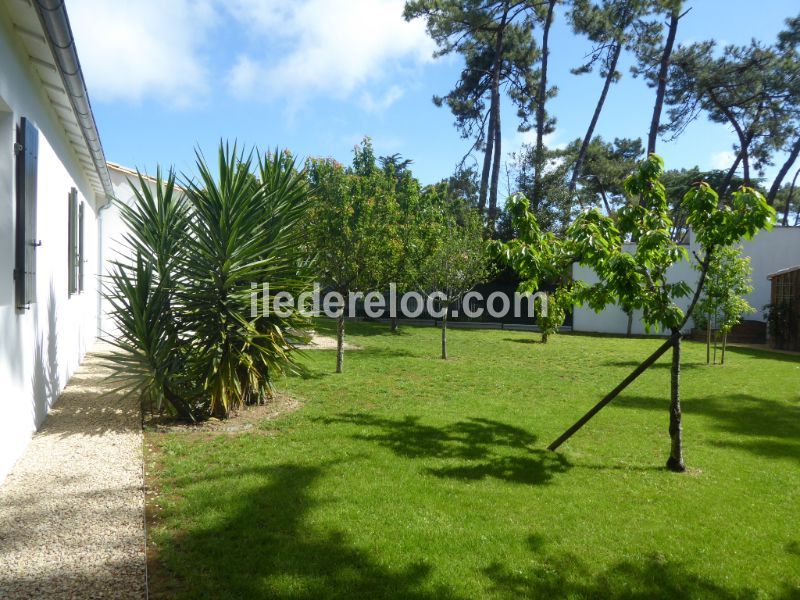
xmin=548 ymin=333 xmax=679 ymax=451
xmin=548 ymin=250 xmax=712 ymax=453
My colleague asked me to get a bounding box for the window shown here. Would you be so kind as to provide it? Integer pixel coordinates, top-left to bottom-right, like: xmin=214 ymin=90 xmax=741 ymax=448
xmin=14 ymin=117 xmax=39 ymax=309
xmin=68 ymin=188 xmax=83 ymax=295
xmin=78 ymin=200 xmax=85 ymax=293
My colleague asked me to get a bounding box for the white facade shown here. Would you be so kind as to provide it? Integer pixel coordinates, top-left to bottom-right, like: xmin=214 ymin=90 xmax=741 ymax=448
xmin=572 ymin=228 xmax=800 ymax=336
xmin=0 ymin=2 xmax=111 ymax=482
xmin=98 ymin=163 xmax=163 ymax=337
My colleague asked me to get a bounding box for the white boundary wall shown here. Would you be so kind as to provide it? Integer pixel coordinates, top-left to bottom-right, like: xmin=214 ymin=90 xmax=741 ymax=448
xmin=572 ymin=227 xmax=800 ymax=336
xmin=0 ymin=13 xmax=102 ymax=482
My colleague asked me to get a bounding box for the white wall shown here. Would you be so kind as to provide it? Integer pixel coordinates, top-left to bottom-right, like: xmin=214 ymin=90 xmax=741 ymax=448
xmin=0 ymin=14 xmax=102 ymax=482
xmin=99 ymin=166 xmax=162 ymax=338
xmin=572 ymin=228 xmax=800 ymax=336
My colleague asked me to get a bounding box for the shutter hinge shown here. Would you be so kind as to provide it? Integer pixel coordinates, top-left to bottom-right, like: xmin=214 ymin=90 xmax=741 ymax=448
xmin=13 ymin=142 xmax=24 ymax=154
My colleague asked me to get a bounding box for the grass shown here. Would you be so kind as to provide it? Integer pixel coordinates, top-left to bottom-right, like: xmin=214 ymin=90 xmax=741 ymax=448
xmin=145 ymin=321 xmax=800 ymax=599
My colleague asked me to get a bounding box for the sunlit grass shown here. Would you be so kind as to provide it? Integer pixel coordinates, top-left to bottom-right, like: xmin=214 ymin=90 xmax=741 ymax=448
xmin=146 ymin=321 xmax=800 ymax=599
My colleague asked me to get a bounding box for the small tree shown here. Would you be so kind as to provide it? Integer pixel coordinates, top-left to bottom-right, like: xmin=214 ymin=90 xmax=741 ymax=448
xmin=505 ymin=154 xmax=774 ymax=471
xmin=305 ymin=141 xmax=389 ymax=373
xmin=496 ymin=193 xmax=574 ymax=343
xmin=420 ymin=206 xmax=491 ymax=359
xmin=694 ymin=246 xmax=755 ymax=365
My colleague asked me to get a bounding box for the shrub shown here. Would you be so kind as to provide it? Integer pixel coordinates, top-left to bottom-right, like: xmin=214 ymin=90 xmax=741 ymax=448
xmin=104 ymin=144 xmax=313 ymax=420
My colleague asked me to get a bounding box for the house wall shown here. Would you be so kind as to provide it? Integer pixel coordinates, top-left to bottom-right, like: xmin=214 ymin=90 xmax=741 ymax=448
xmin=98 ymin=166 xmax=162 ymax=338
xmin=572 ymin=228 xmax=800 ymax=336
xmin=0 ymin=14 xmax=101 ymax=483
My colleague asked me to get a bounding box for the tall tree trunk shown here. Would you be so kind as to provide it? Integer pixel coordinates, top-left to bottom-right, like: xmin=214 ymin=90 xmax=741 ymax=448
xmin=441 ymin=312 xmax=448 ymax=359
xmin=569 ymin=42 xmax=623 ymax=196
xmin=480 ymin=8 xmax=508 ymax=217
xmin=768 ymin=136 xmax=800 ymax=206
xmin=479 ymin=109 xmax=496 ymax=214
xmin=533 ymin=0 xmax=556 ymax=207
xmin=667 ymin=330 xmax=686 ymax=472
xmin=648 ymin=7 xmax=681 ymax=155
xmin=488 ymin=90 xmax=503 ymax=230
xmin=336 ymin=313 xmax=345 ymax=373
xmin=719 ymin=151 xmax=744 ymax=200
xmin=782 ymin=167 xmax=800 ymax=226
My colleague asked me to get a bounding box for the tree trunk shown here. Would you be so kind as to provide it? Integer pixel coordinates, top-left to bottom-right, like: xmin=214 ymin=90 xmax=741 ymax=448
xmin=542 ymin=329 xmax=548 ymax=344
xmin=533 ymin=0 xmax=556 ymax=208
xmin=719 ymin=151 xmax=744 ymax=201
xmin=768 ymin=136 xmax=800 ymax=206
xmin=569 ymin=42 xmax=622 ymax=197
xmin=706 ymin=315 xmax=711 ymax=364
xmin=336 ymin=313 xmax=345 ymax=373
xmin=782 ymin=167 xmax=800 ymax=226
xmin=478 ymin=107 xmax=496 ymax=214
xmin=390 ymin=316 xmax=399 ymax=333
xmin=626 ymin=310 xmax=633 ymax=338
xmin=667 ymin=330 xmax=686 ymax=472
xmin=488 ymin=92 xmax=502 ymax=231
xmin=441 ymin=313 xmax=448 ymax=360
xmin=648 ymin=7 xmax=681 ymax=155
xmin=713 ymin=328 xmax=718 ymax=365
xmin=721 ymin=330 xmax=727 ymax=365
xmin=480 ymin=8 xmax=508 ymax=218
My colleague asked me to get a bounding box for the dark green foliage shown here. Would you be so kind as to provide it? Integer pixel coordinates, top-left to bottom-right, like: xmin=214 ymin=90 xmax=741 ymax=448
xmin=104 ymin=144 xmax=313 ymax=420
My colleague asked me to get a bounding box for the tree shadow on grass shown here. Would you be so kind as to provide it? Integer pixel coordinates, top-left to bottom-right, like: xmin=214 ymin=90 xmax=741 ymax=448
xmin=319 ymin=413 xmax=570 ymax=485
xmin=725 ymin=346 xmax=800 ymax=365
xmin=150 ymin=462 xmax=462 ymax=600
xmin=502 ymin=337 xmax=544 ymax=345
xmin=482 ymin=536 xmax=796 ymax=599
xmin=616 ymin=393 xmax=800 ymax=464
xmin=602 ymin=359 xmax=703 ymax=370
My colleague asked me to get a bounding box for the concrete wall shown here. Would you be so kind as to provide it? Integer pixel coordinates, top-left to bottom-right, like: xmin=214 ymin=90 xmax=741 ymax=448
xmin=572 ymin=228 xmax=800 ymax=336
xmin=0 ymin=14 xmax=102 ymax=482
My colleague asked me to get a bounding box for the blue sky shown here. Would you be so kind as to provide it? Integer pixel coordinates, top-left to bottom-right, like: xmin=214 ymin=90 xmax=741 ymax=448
xmin=69 ymin=0 xmax=798 ymax=192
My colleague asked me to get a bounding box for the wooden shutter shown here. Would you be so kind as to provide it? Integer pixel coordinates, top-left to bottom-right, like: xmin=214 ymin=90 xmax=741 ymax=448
xmin=14 ymin=117 xmax=39 ymax=309
xmin=78 ymin=200 xmax=85 ymax=293
xmin=68 ymin=188 xmax=77 ymax=295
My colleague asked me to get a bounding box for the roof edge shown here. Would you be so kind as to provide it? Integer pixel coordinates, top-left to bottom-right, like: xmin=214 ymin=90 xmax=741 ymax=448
xmin=32 ymin=0 xmax=113 ymax=203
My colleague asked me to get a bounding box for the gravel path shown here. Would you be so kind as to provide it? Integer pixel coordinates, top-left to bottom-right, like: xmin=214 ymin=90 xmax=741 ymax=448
xmin=0 ymin=344 xmax=146 ymax=599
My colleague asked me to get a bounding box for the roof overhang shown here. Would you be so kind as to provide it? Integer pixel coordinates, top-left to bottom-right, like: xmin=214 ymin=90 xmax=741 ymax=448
xmin=5 ymin=0 xmax=113 ymax=203
xmin=767 ymin=266 xmax=800 ymax=280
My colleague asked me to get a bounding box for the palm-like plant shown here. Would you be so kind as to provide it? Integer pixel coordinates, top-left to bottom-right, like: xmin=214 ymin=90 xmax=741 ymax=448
xmin=104 ymin=143 xmax=313 ymax=420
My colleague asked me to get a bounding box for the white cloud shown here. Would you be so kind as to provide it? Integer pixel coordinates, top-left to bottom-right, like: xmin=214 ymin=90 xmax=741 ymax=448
xmin=360 ymin=86 xmax=405 ymax=113
xmin=68 ymin=0 xmax=217 ymax=106
xmin=710 ymin=150 xmax=736 ymax=170
xmin=223 ymin=0 xmax=435 ymax=106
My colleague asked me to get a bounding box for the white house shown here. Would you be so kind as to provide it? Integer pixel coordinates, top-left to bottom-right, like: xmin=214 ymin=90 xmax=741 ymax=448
xmin=572 ymin=227 xmax=800 ymax=336
xmin=0 ymin=0 xmax=113 ymax=482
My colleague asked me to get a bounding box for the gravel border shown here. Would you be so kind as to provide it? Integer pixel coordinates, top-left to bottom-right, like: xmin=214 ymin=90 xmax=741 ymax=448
xmin=0 ymin=344 xmax=146 ymax=599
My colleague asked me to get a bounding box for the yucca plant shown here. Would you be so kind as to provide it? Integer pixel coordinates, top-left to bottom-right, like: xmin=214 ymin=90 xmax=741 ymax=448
xmin=103 ymin=143 xmax=313 ymax=420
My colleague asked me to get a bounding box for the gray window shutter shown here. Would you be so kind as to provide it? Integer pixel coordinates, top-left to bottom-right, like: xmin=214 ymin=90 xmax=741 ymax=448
xmin=15 ymin=117 xmax=39 ymax=309
xmin=78 ymin=200 xmax=85 ymax=293
xmin=68 ymin=188 xmax=77 ymax=295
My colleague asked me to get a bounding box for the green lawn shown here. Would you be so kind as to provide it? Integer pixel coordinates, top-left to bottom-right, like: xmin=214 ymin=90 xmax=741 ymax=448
xmin=145 ymin=322 xmax=800 ymax=599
